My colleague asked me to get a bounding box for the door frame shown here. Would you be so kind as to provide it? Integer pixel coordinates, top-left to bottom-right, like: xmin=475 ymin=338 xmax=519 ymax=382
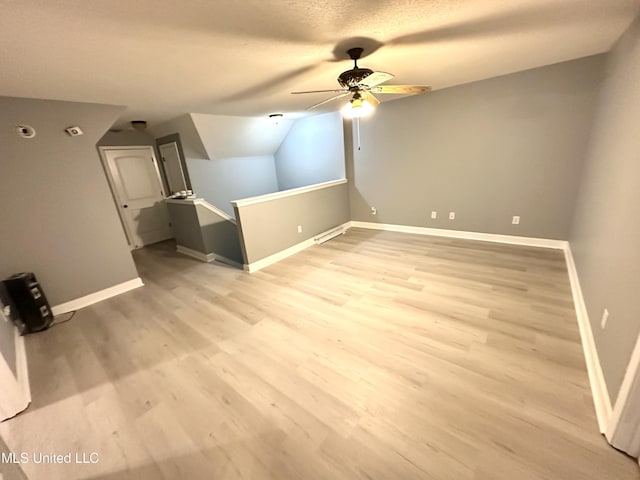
xmin=0 ymin=317 xmax=30 ymax=421
xmin=98 ymin=146 xmax=167 ymax=248
xmin=156 ymin=133 xmax=191 ymax=191
xmin=606 ymin=331 xmax=640 ymax=461
xmin=158 ymin=141 xmax=187 ymax=194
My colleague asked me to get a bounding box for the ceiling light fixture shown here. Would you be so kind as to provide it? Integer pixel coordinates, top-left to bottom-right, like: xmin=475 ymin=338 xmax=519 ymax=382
xmin=269 ymin=113 xmax=284 ymax=124
xmin=341 ymin=93 xmax=374 ymax=119
xmin=131 ymin=120 xmax=147 ymax=130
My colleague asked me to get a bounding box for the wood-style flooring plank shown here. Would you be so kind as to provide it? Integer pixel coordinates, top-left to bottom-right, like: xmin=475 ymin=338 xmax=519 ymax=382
xmin=0 ymin=228 xmax=637 ymax=480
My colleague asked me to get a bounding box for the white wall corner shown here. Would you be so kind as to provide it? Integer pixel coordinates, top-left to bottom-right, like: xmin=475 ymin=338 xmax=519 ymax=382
xmin=563 ymin=245 xmax=612 ymax=433
xmin=51 ymin=277 xmax=144 ymax=316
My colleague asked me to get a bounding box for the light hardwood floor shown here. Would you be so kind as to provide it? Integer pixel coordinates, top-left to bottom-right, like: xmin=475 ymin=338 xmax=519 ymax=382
xmin=1 ymin=228 xmax=638 ymax=479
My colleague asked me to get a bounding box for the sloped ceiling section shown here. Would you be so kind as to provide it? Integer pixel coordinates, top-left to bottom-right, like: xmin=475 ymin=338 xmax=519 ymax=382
xmin=189 ymin=114 xmax=294 ymax=161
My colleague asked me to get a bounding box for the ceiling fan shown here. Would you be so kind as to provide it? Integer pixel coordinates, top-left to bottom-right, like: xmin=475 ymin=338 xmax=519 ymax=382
xmin=291 ymin=47 xmax=431 ymax=118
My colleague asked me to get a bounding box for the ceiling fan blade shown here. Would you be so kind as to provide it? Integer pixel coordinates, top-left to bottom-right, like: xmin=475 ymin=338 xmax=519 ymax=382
xmin=361 ymin=91 xmax=380 ymax=106
xmin=370 ymin=85 xmax=432 ymax=95
xmin=359 ymin=71 xmax=394 ymax=88
xmin=306 ymin=92 xmax=351 ymax=110
xmin=292 ymin=88 xmax=348 ymax=95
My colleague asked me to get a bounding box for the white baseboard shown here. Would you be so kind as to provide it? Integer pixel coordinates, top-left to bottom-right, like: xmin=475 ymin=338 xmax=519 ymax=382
xmin=51 ymin=277 xmax=144 ymax=316
xmin=564 ymin=245 xmax=611 ymax=433
xmin=176 ymin=245 xmax=242 ymax=269
xmin=244 ymin=222 xmax=350 ymax=273
xmin=315 ymin=225 xmax=348 ymax=244
xmin=244 ymin=238 xmax=316 ymax=273
xmin=177 ymin=244 xmax=213 ymax=262
xmin=349 ymin=221 xmax=568 ymax=250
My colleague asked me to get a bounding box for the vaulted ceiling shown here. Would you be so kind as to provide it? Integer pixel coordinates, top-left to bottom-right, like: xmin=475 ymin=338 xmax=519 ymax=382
xmin=1 ymin=0 xmax=638 ymax=128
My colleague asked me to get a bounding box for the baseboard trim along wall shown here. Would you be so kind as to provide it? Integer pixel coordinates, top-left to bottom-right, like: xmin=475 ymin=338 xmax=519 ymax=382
xmin=244 ymin=238 xmax=316 ymax=273
xmin=176 ymin=244 xmax=243 ymax=269
xmin=244 ymin=223 xmax=350 ymax=273
xmin=563 ymin=246 xmax=612 ymax=433
xmin=51 ymin=277 xmax=144 ymax=316
xmin=15 ymin=328 xmax=30 ymax=406
xmin=349 ymin=221 xmax=568 ymax=250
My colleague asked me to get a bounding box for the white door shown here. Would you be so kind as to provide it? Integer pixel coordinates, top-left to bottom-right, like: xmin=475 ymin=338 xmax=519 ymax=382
xmin=159 ymin=142 xmax=187 ymax=194
xmin=0 ymin=309 xmax=30 ymax=421
xmin=607 ymin=333 xmax=640 ymax=458
xmin=100 ymin=146 xmax=173 ymax=249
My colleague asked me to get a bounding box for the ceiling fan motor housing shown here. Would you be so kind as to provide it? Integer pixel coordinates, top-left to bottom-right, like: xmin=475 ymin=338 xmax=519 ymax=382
xmin=338 ymin=68 xmax=374 ymax=88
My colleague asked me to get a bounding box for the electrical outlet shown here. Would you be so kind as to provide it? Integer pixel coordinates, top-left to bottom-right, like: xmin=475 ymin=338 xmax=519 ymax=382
xmin=449 ymin=212 xmax=455 ymax=220
xmin=431 ymin=211 xmax=437 ymax=219
xmin=512 ymin=216 xmax=520 ymax=225
xmin=601 ymin=308 xmax=609 ymax=329
xmin=371 ymin=206 xmax=377 ymax=215
xmin=297 ymin=225 xmax=302 ymax=233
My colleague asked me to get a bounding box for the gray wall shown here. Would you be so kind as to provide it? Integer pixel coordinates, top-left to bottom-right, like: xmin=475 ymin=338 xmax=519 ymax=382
xmin=187 ymin=156 xmax=279 ymax=217
xmin=347 ymin=55 xmax=605 ymax=240
xmin=0 ymin=97 xmax=139 ymax=306
xmin=233 ymin=182 xmax=350 ymax=264
xmin=98 ymin=129 xmax=157 ymax=148
xmin=166 ymin=202 xmax=244 ymax=265
xmin=570 ymin=17 xmax=640 ymax=404
xmin=275 ymin=111 xmax=346 ymax=190
xmin=150 ymin=115 xmax=279 ymax=217
xmin=166 ymin=203 xmax=205 ymax=252
xmin=197 ymin=204 xmax=244 ymax=265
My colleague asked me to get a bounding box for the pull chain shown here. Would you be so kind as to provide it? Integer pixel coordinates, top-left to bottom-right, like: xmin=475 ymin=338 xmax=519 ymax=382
xmin=356 ymin=117 xmax=361 ymax=151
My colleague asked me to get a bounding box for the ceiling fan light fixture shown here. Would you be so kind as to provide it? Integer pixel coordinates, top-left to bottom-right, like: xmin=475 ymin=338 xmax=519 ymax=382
xmin=341 ymin=96 xmax=374 ymax=119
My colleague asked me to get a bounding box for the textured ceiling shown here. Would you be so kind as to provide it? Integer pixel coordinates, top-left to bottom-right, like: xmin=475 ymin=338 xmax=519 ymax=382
xmin=1 ymin=0 xmax=638 ymax=127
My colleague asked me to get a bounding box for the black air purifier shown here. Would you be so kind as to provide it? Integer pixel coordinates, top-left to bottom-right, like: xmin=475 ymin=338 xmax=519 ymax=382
xmin=2 ymin=273 xmax=53 ymax=334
